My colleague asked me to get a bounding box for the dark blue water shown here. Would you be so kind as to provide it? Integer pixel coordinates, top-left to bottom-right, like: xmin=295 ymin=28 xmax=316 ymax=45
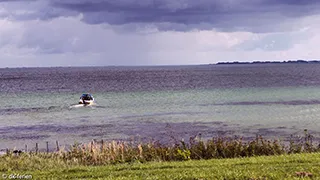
xmin=1 ymin=64 xmax=320 ymax=93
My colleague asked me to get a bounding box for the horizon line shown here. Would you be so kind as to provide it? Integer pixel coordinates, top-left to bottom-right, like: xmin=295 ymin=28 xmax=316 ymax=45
xmin=1 ymin=59 xmax=320 ymax=69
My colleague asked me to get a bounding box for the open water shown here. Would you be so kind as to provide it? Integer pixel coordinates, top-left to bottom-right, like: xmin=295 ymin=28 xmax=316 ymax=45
xmin=1 ymin=64 xmax=320 ymax=150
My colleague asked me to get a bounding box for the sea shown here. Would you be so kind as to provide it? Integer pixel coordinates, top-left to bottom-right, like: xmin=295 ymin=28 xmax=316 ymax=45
xmin=1 ymin=64 xmax=320 ymax=151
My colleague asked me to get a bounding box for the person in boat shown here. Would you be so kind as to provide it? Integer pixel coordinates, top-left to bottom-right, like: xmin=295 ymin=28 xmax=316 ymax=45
xmin=80 ymin=94 xmax=94 ymax=104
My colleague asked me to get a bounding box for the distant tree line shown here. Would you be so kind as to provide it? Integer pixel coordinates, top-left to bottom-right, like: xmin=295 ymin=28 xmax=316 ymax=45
xmin=216 ymin=60 xmax=320 ymax=65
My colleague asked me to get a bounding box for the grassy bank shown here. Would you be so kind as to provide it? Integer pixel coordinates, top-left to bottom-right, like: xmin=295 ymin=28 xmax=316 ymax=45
xmin=1 ymin=153 xmax=319 ymax=179
xmin=1 ymin=132 xmax=320 ymax=179
xmin=6 ymin=131 xmax=319 ymax=166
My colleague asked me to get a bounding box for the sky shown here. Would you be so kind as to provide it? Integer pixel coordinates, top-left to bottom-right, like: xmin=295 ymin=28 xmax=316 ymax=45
xmin=1 ymin=0 xmax=320 ymax=67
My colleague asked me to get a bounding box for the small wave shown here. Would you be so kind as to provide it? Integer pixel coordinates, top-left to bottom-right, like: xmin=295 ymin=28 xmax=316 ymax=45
xmin=200 ymin=99 xmax=320 ymax=106
xmin=68 ymin=103 xmax=106 ymax=109
xmin=69 ymin=104 xmax=87 ymax=108
xmin=120 ymin=111 xmax=204 ymax=119
xmin=69 ymin=103 xmax=96 ymax=109
xmin=0 ymin=103 xmax=105 ymax=115
xmin=0 ymin=105 xmax=67 ymax=115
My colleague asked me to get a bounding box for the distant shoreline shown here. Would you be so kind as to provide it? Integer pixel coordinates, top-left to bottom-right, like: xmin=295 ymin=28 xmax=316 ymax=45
xmin=2 ymin=60 xmax=320 ymax=69
xmin=215 ymin=60 xmax=320 ymax=65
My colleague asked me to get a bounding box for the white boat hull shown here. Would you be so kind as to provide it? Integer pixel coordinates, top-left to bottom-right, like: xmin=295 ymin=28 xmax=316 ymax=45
xmin=79 ymin=99 xmax=94 ymax=105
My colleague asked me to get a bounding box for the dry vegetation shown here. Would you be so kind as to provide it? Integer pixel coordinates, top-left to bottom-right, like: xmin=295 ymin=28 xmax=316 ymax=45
xmin=4 ymin=130 xmax=320 ymax=166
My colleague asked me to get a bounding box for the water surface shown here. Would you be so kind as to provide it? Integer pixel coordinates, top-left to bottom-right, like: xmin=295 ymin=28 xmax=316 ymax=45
xmin=1 ymin=64 xmax=320 ymax=150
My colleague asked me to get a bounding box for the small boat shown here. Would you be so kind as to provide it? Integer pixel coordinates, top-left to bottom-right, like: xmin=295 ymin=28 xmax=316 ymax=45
xmin=79 ymin=93 xmax=95 ymax=105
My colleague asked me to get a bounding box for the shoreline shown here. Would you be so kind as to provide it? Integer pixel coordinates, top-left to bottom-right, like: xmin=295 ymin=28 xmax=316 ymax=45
xmin=2 ymin=123 xmax=320 ymax=152
xmin=2 ymin=130 xmax=319 ymax=160
xmin=215 ymin=60 xmax=320 ymax=65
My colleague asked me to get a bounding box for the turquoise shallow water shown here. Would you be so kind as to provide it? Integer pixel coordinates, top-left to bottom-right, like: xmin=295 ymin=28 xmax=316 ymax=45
xmin=1 ymin=86 xmax=320 ymax=150
xmin=1 ymin=64 xmax=320 ymax=150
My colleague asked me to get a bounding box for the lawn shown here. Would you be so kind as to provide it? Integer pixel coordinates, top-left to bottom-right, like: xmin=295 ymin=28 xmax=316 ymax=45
xmin=1 ymin=153 xmax=319 ymax=180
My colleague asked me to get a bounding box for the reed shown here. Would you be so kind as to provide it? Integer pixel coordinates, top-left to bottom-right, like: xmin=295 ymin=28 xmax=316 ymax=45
xmin=3 ymin=130 xmax=320 ymax=166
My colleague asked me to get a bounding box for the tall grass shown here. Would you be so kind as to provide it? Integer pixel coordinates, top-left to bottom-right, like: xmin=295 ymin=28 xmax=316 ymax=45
xmin=4 ymin=130 xmax=320 ymax=166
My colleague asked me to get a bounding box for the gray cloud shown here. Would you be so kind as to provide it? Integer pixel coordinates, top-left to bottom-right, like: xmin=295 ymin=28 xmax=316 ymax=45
xmin=1 ymin=0 xmax=320 ymax=68
xmin=234 ymin=32 xmax=307 ymax=51
xmin=0 ymin=0 xmax=36 ymax=2
xmin=1 ymin=0 xmax=320 ymax=33
xmin=50 ymin=0 xmax=320 ymax=33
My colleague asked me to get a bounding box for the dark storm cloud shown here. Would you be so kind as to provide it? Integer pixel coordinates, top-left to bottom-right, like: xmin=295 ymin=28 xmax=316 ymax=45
xmin=260 ymin=0 xmax=319 ymax=6
xmin=48 ymin=0 xmax=320 ymax=33
xmin=0 ymin=0 xmax=36 ymax=2
xmin=2 ymin=0 xmax=320 ymax=32
xmin=52 ymin=0 xmax=320 ymax=14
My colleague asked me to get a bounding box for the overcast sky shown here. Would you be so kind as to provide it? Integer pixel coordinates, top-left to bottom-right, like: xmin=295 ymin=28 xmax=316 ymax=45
xmin=1 ymin=0 xmax=320 ymax=67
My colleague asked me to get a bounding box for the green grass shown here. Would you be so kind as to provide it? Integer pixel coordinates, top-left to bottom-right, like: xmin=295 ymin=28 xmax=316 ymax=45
xmin=1 ymin=153 xmax=319 ymax=179
xmin=2 ymin=131 xmax=319 ymax=179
